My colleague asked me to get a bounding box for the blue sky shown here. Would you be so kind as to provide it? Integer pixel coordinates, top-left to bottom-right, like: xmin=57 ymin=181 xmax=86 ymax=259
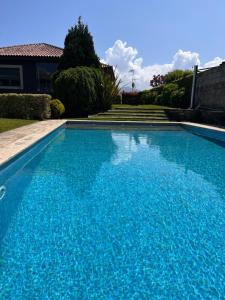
xmin=1 ymin=0 xmax=225 ymax=89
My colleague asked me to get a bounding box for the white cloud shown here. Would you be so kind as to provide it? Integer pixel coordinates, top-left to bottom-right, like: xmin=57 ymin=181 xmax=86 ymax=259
xmin=102 ymin=40 xmax=224 ymax=90
xmin=203 ymin=57 xmax=223 ymax=68
xmin=172 ymin=49 xmax=200 ymax=69
xmin=111 ymin=132 xmax=151 ymax=165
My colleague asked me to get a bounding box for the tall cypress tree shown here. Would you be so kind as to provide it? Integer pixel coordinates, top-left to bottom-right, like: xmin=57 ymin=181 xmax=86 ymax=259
xmin=59 ymin=17 xmax=100 ymax=70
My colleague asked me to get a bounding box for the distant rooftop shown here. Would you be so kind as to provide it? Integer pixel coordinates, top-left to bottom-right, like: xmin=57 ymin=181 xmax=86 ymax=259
xmin=0 ymin=43 xmax=63 ymax=58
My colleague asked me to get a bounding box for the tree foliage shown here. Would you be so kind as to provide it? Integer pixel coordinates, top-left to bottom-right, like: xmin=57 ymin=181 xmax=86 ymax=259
xmin=150 ymin=74 xmax=165 ymax=87
xmin=102 ymin=73 xmax=121 ymax=107
xmin=53 ymin=18 xmax=118 ymax=116
xmin=53 ymin=67 xmax=115 ymax=116
xmin=164 ymin=69 xmax=192 ymax=83
xmin=157 ymin=83 xmax=185 ymax=107
xmin=139 ymin=89 xmax=160 ymax=104
xmin=58 ymin=17 xmax=100 ymax=70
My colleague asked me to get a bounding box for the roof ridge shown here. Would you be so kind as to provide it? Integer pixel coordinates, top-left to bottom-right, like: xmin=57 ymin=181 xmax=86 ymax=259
xmin=0 ymin=43 xmax=63 ymax=50
xmin=0 ymin=43 xmax=63 ymax=58
xmin=0 ymin=43 xmax=42 ymax=49
xmin=41 ymin=43 xmax=63 ymax=50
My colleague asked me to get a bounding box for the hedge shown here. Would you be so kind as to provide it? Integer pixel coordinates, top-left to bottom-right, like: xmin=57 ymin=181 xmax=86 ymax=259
xmin=121 ymin=74 xmax=193 ymax=108
xmin=139 ymin=89 xmax=161 ymax=104
xmin=122 ymin=92 xmax=140 ymax=105
xmin=0 ymin=94 xmax=51 ymax=120
xmin=122 ymin=91 xmax=161 ymax=105
xmin=157 ymin=75 xmax=192 ymax=108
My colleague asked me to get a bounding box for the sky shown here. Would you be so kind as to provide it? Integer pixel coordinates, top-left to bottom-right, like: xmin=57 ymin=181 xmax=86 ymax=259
xmin=1 ymin=0 xmax=225 ymax=90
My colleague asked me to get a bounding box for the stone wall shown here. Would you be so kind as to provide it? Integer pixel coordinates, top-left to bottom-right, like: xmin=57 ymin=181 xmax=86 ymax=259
xmin=166 ymin=108 xmax=225 ymax=126
xmin=195 ymin=62 xmax=225 ymax=110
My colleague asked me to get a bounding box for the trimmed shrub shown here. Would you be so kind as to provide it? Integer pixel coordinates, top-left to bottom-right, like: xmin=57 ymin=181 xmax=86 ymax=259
xmin=0 ymin=94 xmax=51 ymax=120
xmin=112 ymin=94 xmax=122 ymax=104
xmin=53 ymin=67 xmax=97 ymax=116
xmin=154 ymin=74 xmax=193 ymax=108
xmin=122 ymin=89 xmax=162 ymax=105
xmin=53 ymin=67 xmax=112 ymax=117
xmin=122 ymin=92 xmax=140 ymax=105
xmin=50 ymin=99 xmax=65 ymax=118
xmin=139 ymin=89 xmax=160 ymax=104
xmin=147 ymin=74 xmax=192 ymax=108
xmin=174 ymin=75 xmax=193 ymax=108
xmin=156 ymin=83 xmax=186 ymax=107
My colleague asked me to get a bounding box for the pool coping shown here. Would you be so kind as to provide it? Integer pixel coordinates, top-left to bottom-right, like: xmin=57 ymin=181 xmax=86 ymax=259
xmin=0 ymin=119 xmax=225 ymax=168
xmin=0 ymin=120 xmax=66 ymax=167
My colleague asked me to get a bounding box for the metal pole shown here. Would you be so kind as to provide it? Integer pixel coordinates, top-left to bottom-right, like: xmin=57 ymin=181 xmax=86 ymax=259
xmin=190 ymin=65 xmax=198 ymax=109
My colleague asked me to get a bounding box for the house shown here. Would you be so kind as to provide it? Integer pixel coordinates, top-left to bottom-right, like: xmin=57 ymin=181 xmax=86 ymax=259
xmin=0 ymin=43 xmax=114 ymax=94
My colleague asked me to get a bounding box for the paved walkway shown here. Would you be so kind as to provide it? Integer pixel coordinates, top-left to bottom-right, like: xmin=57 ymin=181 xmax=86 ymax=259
xmin=0 ymin=120 xmax=66 ymax=166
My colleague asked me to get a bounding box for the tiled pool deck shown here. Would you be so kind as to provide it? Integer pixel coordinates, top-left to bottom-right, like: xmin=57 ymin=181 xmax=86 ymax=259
xmin=0 ymin=119 xmax=225 ymax=167
xmin=0 ymin=120 xmax=66 ymax=166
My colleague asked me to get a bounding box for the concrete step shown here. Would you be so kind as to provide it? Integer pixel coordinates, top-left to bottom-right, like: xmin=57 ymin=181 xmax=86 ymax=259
xmin=107 ymin=110 xmax=166 ymax=115
xmin=88 ymin=118 xmax=169 ymax=122
xmin=97 ymin=112 xmax=167 ymax=117
xmin=112 ymin=108 xmax=166 ymax=113
xmin=88 ymin=115 xmax=169 ymax=121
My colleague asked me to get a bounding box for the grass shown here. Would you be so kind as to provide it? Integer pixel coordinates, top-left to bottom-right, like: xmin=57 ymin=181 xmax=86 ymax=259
xmin=0 ymin=118 xmax=36 ymax=133
xmin=67 ymin=104 xmax=172 ymax=121
xmin=112 ymin=104 xmax=171 ymax=109
xmin=86 ymin=104 xmax=171 ymax=121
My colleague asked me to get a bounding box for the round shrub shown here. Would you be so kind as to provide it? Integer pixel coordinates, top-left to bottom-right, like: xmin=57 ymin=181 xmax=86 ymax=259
xmin=50 ymin=99 xmax=65 ymax=118
xmin=53 ymin=67 xmax=110 ymax=117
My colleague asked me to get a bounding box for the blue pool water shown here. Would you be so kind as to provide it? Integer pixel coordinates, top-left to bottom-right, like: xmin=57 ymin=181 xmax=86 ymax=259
xmin=0 ymin=127 xmax=224 ymax=299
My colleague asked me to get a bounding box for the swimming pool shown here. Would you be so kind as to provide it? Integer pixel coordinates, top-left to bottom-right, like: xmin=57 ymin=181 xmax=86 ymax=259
xmin=0 ymin=125 xmax=224 ymax=299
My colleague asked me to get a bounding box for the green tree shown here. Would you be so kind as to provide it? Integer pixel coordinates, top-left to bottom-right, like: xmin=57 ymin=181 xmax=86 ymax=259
xmin=58 ymin=17 xmax=100 ymax=70
xmin=53 ymin=67 xmax=113 ymax=117
xmin=164 ymin=69 xmax=192 ymax=83
xmin=157 ymin=83 xmax=185 ymax=107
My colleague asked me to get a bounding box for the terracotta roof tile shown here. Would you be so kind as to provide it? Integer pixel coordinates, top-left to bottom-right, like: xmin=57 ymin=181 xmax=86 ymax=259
xmin=0 ymin=43 xmax=63 ymax=58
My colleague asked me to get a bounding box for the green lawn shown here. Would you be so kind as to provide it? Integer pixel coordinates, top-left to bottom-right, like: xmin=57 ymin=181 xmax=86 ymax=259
xmin=0 ymin=118 xmax=36 ymax=133
xmin=112 ymin=104 xmax=171 ymax=109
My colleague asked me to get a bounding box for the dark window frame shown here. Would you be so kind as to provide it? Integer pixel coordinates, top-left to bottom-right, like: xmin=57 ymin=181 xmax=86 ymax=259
xmin=36 ymin=62 xmax=58 ymax=92
xmin=0 ymin=65 xmax=23 ymax=89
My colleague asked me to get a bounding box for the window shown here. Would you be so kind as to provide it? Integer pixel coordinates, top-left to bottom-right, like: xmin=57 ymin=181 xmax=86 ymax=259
xmin=0 ymin=65 xmax=23 ymax=89
xmin=36 ymin=63 xmax=58 ymax=92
